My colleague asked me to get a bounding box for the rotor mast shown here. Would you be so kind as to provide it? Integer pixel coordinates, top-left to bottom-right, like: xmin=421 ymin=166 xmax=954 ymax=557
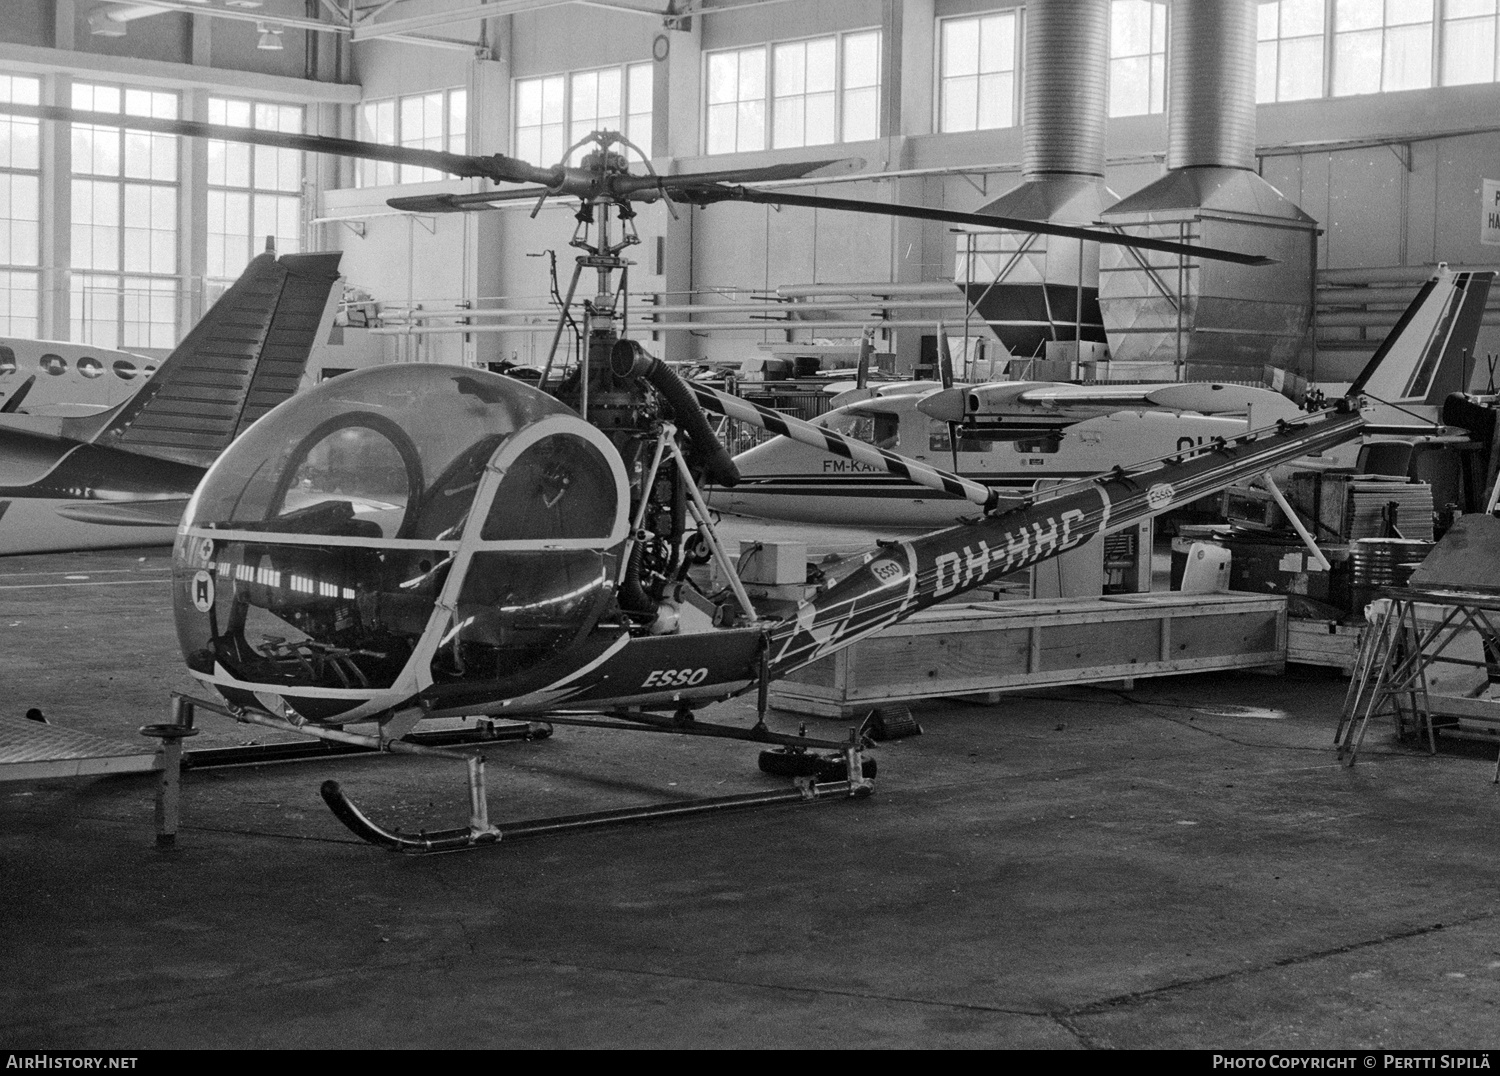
xmin=540 ymin=136 xmax=643 ymax=400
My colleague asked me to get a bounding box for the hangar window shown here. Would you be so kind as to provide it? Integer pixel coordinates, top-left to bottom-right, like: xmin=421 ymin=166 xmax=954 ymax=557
xmin=706 ymin=30 xmax=882 ymax=154
xmin=0 ymin=75 xmax=41 ymax=338
xmin=1109 ymin=0 xmax=1168 ymax=118
xmin=355 ymin=88 xmax=467 ymax=186
xmin=513 ymin=64 xmax=653 ymax=167
xmin=706 ymin=46 xmax=768 ymax=154
xmin=1332 ymin=0 xmax=1434 ymax=96
xmin=69 ymin=82 xmax=180 ymax=350
xmin=1258 ymin=0 xmax=1328 ymax=101
xmin=937 ymin=11 xmax=1018 ymax=133
xmin=1442 ymin=0 xmax=1500 ymax=84
xmin=206 ymin=97 xmax=304 ymax=291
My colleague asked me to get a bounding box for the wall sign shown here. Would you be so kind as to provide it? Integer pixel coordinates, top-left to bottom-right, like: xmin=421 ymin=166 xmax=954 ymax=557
xmin=1484 ymin=179 xmax=1500 ymax=247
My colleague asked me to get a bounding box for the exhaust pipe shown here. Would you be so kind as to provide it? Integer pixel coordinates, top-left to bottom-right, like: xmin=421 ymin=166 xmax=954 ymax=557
xmin=611 ymin=339 xmax=740 ymax=488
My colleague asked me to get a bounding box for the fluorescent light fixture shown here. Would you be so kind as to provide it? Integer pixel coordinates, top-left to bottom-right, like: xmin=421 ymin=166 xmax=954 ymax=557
xmin=256 ymin=21 xmax=283 ymax=50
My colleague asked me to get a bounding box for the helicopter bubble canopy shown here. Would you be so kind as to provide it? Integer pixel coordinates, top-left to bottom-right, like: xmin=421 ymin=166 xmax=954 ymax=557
xmin=172 ymin=365 xmax=631 ymax=725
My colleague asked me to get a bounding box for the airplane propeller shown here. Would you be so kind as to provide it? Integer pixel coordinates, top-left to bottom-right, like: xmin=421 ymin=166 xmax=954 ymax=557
xmin=854 ymin=330 xmax=872 ymax=392
xmin=0 ymin=374 xmax=36 ymax=415
xmin=935 ymin=324 xmax=961 ymax=470
xmin=0 ymin=102 xmax=1275 ymax=267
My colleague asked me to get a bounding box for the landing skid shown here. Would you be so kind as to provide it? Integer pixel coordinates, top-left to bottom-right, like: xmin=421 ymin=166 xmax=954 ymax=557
xmin=164 ymin=693 xmax=875 ymax=854
xmin=323 ymin=770 xmax=873 ymax=854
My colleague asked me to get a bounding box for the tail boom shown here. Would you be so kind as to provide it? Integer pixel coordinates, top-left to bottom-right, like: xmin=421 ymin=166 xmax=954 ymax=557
xmin=763 ymin=408 xmax=1366 ymax=676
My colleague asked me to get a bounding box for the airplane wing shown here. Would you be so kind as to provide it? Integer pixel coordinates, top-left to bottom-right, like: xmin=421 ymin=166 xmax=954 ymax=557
xmin=994 ymin=382 xmax=1287 ymax=411
xmin=53 ymin=499 xmax=190 ymax=527
xmin=921 ymin=380 xmax=1297 ymax=421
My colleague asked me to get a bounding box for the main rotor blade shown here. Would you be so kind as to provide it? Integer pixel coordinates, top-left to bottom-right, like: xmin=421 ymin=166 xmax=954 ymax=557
xmin=613 ymin=156 xmax=865 ymax=194
xmin=388 ymin=158 xmax=869 ymax=213
xmin=0 ymin=101 xmax=560 ymax=187
xmin=386 ymin=188 xmax=556 ymax=213
xmin=674 ymin=185 xmax=1276 ymax=267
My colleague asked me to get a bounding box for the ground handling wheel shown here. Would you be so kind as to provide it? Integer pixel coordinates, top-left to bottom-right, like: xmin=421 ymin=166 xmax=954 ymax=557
xmin=758 ymin=749 xmax=877 ymax=782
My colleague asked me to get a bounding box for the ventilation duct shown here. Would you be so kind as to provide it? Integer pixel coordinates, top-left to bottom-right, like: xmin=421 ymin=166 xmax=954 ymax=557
xmin=956 ymin=0 xmax=1114 ymax=373
xmin=1098 ymin=0 xmax=1318 ymax=382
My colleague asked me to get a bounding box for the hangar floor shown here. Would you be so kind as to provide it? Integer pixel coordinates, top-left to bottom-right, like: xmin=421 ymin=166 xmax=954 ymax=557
xmin=2 ymin=545 xmax=1499 ymax=1050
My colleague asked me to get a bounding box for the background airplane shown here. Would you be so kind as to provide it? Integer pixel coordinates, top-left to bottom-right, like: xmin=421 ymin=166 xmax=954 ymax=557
xmin=713 ymin=267 xmax=1494 ymax=528
xmin=0 ymin=338 xmax=162 ymax=417
xmin=0 ymin=248 xmax=342 ymax=555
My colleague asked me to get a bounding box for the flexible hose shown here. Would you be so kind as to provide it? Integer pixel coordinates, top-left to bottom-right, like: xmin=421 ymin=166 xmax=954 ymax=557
xmin=611 ymin=339 xmax=740 ymax=487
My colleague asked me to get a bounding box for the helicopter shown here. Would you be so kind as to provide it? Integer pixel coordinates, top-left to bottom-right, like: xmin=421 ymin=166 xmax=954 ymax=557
xmin=3 ymin=102 xmax=1379 ymax=851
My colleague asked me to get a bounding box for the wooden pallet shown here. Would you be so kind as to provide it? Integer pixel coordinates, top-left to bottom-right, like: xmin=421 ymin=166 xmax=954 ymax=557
xmin=770 ymin=592 xmax=1287 ymax=718
xmin=1287 ymin=619 xmax=1365 ymax=676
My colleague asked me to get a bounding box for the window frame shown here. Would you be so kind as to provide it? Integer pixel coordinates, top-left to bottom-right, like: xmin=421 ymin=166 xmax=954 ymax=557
xmin=512 ymin=62 xmax=655 ymax=167
xmin=0 ymin=74 xmax=41 ymax=338
xmin=1441 ymin=0 xmax=1500 ymax=85
xmin=356 ymin=87 xmax=468 ymax=187
xmin=69 ymin=80 xmax=182 ymax=351
xmin=1257 ymin=0 xmax=1330 ymax=102
xmin=206 ymin=96 xmax=305 ymax=291
xmin=703 ymin=27 xmax=883 ymax=156
xmin=1108 ymin=0 xmax=1170 ymax=119
xmin=935 ymin=8 xmax=1021 ymax=135
xmin=1331 ymin=0 xmax=1437 ymax=97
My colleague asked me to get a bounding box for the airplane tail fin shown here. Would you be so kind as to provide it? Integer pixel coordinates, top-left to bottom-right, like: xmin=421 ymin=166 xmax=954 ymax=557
xmin=84 ymin=249 xmax=343 ymax=467
xmin=1348 ymin=265 xmax=1495 ymax=407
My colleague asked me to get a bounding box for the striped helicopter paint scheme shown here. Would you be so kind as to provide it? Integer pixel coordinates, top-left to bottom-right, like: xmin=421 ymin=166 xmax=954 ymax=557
xmin=710 ymin=265 xmax=1493 ymax=530
xmin=760 ymin=406 xmax=1366 ymax=677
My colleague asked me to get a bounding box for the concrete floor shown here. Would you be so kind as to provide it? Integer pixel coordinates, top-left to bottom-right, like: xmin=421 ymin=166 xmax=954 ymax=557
xmin=2 ymin=546 xmax=1500 ymax=1049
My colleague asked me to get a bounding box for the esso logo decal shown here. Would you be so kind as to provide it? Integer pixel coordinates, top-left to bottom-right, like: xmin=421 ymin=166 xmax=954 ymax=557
xmin=868 ymin=558 xmax=906 ymax=586
xmin=642 ymin=667 xmax=709 ymax=688
xmin=1146 ymin=483 xmax=1176 ymax=510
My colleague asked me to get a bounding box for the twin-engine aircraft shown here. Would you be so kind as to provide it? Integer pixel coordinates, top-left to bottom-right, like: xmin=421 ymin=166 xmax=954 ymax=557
xmin=0 ymin=249 xmax=342 ymax=555
xmin=714 ymin=267 xmax=1494 ymax=528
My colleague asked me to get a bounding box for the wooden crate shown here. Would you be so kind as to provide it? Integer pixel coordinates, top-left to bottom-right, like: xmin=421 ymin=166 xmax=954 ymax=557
xmin=1286 ymin=618 xmax=1364 ymax=676
xmin=770 ymin=592 xmax=1287 ymax=718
